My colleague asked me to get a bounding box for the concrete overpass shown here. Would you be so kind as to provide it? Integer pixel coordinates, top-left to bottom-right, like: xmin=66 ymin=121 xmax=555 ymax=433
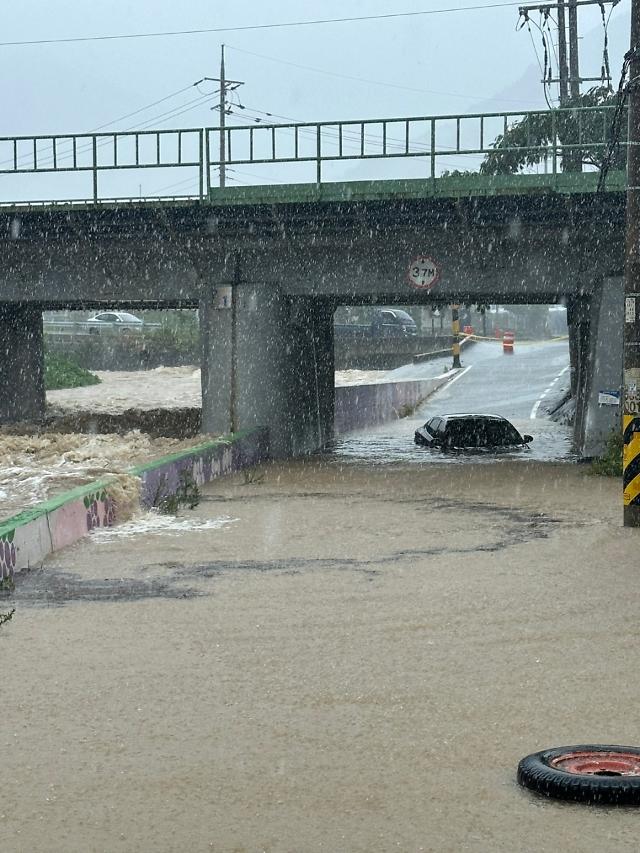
xmin=0 ymin=106 xmax=627 ymax=456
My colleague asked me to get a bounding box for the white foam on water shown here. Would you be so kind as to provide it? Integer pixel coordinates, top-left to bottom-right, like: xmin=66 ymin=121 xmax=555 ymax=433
xmin=90 ymin=512 xmax=239 ymax=541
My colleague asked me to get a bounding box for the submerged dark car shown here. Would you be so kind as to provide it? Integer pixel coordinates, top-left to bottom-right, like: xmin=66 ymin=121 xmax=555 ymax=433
xmin=414 ymin=414 xmax=533 ymax=451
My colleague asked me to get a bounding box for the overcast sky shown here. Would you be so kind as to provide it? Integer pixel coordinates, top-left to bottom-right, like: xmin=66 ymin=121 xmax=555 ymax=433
xmin=1 ymin=1 xmax=632 ymax=196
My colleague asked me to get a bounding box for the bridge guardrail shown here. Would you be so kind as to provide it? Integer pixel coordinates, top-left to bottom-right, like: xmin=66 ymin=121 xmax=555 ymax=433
xmin=0 ymin=127 xmax=205 ymax=203
xmin=207 ymin=105 xmax=625 ymax=186
xmin=43 ymin=320 xmax=161 ymax=336
xmin=0 ymin=106 xmax=626 ymax=206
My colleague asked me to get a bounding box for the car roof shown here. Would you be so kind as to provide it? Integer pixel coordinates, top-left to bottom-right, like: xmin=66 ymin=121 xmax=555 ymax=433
xmin=440 ymin=414 xmax=509 ymax=423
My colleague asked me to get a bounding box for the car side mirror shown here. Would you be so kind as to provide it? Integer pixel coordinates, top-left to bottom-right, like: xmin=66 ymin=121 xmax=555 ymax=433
xmin=523 ymin=434 xmax=533 ymax=443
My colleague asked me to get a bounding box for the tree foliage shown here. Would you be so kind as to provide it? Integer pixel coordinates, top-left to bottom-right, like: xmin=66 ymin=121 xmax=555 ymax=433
xmin=480 ymin=87 xmax=626 ymax=175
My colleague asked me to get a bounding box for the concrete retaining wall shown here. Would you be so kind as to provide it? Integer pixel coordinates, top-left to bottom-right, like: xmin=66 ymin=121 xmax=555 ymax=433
xmin=334 ymin=373 xmax=453 ymax=435
xmin=0 ymin=427 xmax=268 ymax=578
xmin=133 ymin=428 xmax=269 ymax=508
xmin=334 ymin=334 xmax=453 ymax=370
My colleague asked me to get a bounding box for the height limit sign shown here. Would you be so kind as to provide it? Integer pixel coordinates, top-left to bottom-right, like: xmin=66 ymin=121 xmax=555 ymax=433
xmin=407 ymin=255 xmax=440 ymax=291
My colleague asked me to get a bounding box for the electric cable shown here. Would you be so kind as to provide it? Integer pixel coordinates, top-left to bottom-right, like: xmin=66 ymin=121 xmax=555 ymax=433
xmin=225 ymin=44 xmax=542 ymax=106
xmin=89 ymin=83 xmax=198 ymax=132
xmin=0 ymin=3 xmax=529 ymax=48
xmin=597 ymin=45 xmax=634 ymax=191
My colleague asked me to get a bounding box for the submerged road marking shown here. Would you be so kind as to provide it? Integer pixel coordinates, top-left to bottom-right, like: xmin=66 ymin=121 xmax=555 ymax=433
xmin=439 ymin=364 xmax=473 ymax=389
xmin=530 ymin=364 xmax=570 ymax=420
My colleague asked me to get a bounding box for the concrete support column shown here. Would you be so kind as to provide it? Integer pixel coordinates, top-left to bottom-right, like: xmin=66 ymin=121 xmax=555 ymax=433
xmin=200 ymin=295 xmax=233 ymax=436
xmin=0 ymin=303 xmax=45 ymax=424
xmin=566 ymin=298 xmax=580 ymax=399
xmin=570 ymin=296 xmax=593 ymax=449
xmin=200 ymin=284 xmax=335 ymax=457
xmin=576 ymin=277 xmax=624 ymax=457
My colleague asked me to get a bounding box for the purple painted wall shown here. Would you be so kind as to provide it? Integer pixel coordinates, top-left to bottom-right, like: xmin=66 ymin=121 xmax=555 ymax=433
xmin=334 ymin=374 xmax=451 ymax=435
xmin=135 ymin=429 xmax=269 ymax=508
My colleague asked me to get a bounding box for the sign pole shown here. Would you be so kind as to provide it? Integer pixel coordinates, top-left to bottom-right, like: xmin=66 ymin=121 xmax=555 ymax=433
xmin=624 ymin=0 xmax=640 ymax=526
xmin=451 ymin=304 xmax=461 ymax=369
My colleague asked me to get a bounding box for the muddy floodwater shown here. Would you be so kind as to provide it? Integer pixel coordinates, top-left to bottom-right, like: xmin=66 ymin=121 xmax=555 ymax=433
xmin=1 ymin=367 xmax=388 ymax=520
xmin=0 ymin=432 xmax=211 ymax=520
xmin=46 ymin=366 xmax=386 ymax=415
xmin=3 ymin=459 xmax=638 ymax=852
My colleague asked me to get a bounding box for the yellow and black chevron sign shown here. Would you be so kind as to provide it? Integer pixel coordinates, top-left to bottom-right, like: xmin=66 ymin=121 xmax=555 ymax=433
xmin=623 ymin=416 xmax=640 ymax=507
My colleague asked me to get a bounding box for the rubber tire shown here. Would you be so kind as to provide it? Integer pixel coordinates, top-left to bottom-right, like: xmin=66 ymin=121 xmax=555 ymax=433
xmin=518 ymin=745 xmax=640 ymax=805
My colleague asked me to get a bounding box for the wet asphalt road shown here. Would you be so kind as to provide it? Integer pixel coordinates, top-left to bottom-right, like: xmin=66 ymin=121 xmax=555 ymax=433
xmin=328 ymin=339 xmax=572 ymax=464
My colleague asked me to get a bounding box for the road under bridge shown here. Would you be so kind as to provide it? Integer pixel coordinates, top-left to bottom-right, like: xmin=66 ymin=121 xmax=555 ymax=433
xmin=0 ymin=107 xmax=626 ymax=456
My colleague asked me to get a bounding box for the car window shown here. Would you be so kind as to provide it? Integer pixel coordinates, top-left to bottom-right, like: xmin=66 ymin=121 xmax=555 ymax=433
xmin=490 ymin=422 xmax=522 ymax=444
xmin=425 ymin=418 xmax=438 ymax=437
xmin=445 ymin=419 xmax=522 ymax=447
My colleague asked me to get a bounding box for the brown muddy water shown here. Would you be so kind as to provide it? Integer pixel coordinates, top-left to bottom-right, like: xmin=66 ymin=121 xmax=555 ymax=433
xmin=0 ymin=432 xmax=211 ymax=520
xmin=2 ymin=459 xmax=638 ymax=852
xmin=1 ymin=367 xmax=387 ymax=520
xmin=46 ymin=366 xmax=385 ymax=416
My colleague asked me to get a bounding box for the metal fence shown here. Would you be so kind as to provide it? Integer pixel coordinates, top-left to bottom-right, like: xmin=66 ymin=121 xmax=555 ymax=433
xmin=0 ymin=128 xmax=205 ymax=204
xmin=207 ymin=105 xmax=623 ymax=184
xmin=0 ymin=106 xmax=624 ymax=205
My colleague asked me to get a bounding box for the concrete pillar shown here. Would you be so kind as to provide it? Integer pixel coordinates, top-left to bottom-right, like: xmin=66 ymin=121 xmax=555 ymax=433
xmin=0 ymin=304 xmax=45 ymax=424
xmin=200 ymin=284 xmax=335 ymax=457
xmin=570 ymin=296 xmax=593 ymax=449
xmin=566 ymin=298 xmax=580 ymax=399
xmin=200 ymin=295 xmax=233 ymax=436
xmin=577 ymin=277 xmax=624 ymax=457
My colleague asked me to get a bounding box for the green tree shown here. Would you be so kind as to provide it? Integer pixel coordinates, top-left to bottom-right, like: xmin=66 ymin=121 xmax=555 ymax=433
xmin=480 ymin=87 xmax=625 ymax=176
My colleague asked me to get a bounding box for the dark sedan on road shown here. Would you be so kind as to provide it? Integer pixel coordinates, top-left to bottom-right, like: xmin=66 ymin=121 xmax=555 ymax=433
xmin=414 ymin=414 xmax=533 ymax=451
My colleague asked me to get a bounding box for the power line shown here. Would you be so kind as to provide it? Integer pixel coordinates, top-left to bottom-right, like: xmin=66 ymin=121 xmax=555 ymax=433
xmin=0 ymin=3 xmax=527 ymax=48
xmin=226 ymin=44 xmax=544 ymax=106
xmin=0 ymin=91 xmax=216 ymax=171
xmin=89 ymin=83 xmax=197 ymax=132
xmin=228 ymin=104 xmax=498 ymax=171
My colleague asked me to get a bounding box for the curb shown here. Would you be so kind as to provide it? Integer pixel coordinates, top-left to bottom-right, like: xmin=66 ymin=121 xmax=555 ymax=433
xmin=0 ymin=427 xmax=269 ymax=579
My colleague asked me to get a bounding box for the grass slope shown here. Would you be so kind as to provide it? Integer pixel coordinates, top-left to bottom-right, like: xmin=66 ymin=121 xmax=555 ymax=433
xmin=44 ymin=352 xmax=101 ymax=391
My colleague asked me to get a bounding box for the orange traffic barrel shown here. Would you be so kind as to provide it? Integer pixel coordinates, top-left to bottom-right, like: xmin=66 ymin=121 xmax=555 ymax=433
xmin=463 ymin=324 xmax=474 ymax=334
xmin=503 ymin=331 xmax=515 ymax=353
xmin=494 ymin=327 xmax=502 ymax=339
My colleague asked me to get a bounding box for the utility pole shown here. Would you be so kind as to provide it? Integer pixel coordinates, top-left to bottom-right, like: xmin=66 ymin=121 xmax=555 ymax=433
xmin=197 ymin=45 xmax=244 ymax=189
xmin=557 ymin=0 xmax=569 ymax=105
xmin=623 ymin=0 xmax=640 ymax=527
xmin=568 ymin=0 xmax=581 ymax=101
xmin=519 ymin=1 xmax=619 ymax=103
xmin=219 ymin=45 xmax=226 ymax=188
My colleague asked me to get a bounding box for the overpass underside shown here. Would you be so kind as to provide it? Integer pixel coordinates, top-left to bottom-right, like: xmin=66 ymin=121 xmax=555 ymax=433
xmin=0 ymin=181 xmax=626 ymax=457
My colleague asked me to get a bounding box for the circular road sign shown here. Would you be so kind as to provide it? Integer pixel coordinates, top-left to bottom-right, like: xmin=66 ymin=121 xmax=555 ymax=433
xmin=407 ymin=255 xmax=440 ymax=291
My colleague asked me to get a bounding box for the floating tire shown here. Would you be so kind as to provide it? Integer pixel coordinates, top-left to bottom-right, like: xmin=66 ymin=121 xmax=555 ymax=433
xmin=518 ymin=745 xmax=640 ymax=805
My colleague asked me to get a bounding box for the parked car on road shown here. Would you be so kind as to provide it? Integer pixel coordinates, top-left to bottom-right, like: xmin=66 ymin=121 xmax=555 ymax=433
xmin=86 ymin=311 xmax=144 ymax=333
xmin=414 ymin=414 xmax=533 ymax=450
xmin=372 ymin=308 xmax=417 ymax=337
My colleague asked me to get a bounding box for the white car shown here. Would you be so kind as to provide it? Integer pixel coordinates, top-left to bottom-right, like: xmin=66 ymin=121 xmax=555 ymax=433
xmin=86 ymin=311 xmax=144 ymax=333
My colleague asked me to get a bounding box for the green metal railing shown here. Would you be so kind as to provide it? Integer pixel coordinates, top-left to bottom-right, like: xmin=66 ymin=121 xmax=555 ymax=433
xmin=0 ymin=127 xmax=205 ymax=203
xmin=207 ymin=105 xmax=624 ymax=185
xmin=0 ymin=106 xmax=625 ymax=206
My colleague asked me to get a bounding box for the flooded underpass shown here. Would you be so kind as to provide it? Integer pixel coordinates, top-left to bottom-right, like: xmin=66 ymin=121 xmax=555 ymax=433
xmin=329 ymin=339 xmax=574 ymax=465
xmin=3 ymin=342 xmax=639 ymax=852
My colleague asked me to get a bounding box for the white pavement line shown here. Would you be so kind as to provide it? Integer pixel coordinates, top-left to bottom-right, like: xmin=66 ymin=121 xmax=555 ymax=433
xmin=440 ymin=365 xmax=473 ymax=388
xmin=530 ymin=364 xmax=570 ymax=420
